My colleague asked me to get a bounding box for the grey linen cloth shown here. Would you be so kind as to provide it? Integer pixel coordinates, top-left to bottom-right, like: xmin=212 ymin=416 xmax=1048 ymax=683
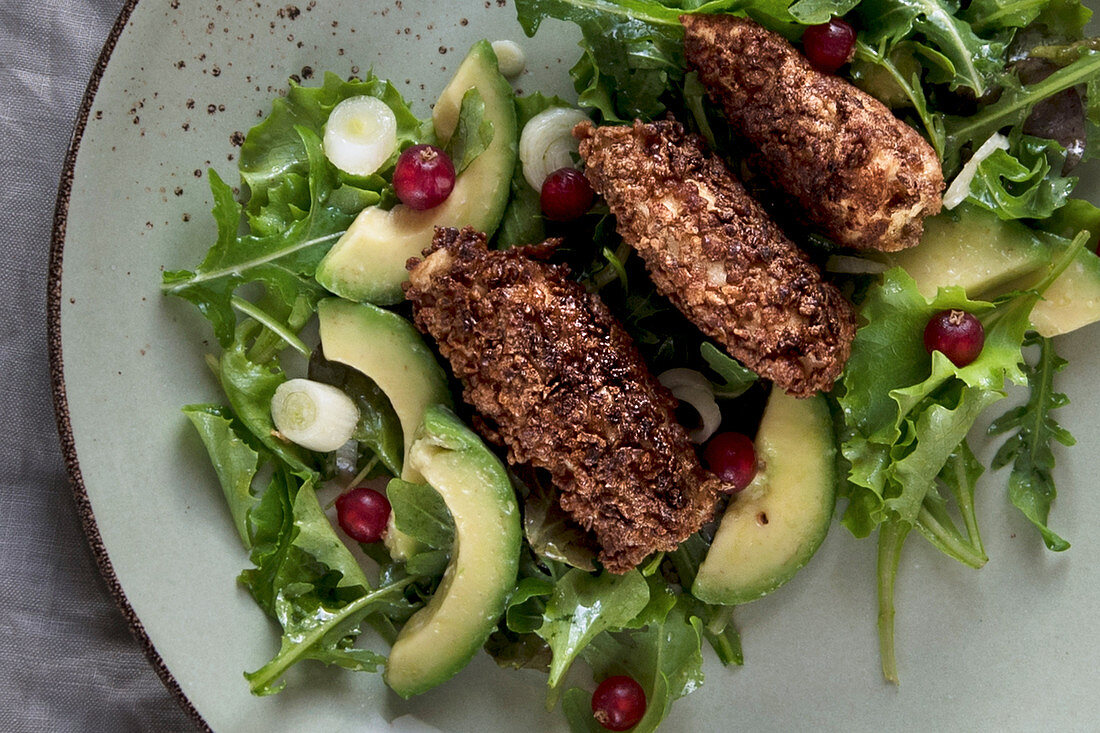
xmin=1 ymin=1 xmax=196 ymax=730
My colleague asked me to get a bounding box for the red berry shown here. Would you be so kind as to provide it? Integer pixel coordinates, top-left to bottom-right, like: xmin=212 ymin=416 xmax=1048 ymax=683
xmin=393 ymin=144 xmax=455 ymax=210
xmin=540 ymin=167 xmax=595 ymax=221
xmin=335 ymin=487 xmax=391 ymax=543
xmin=704 ymin=432 xmax=758 ymax=492
xmin=591 ymin=675 xmax=646 ymax=731
xmin=802 ymin=18 xmax=856 ymax=73
xmin=924 ymin=309 xmax=985 ymax=367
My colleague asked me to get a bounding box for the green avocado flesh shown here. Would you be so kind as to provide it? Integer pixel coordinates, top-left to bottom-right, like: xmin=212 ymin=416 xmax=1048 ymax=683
xmin=383 ymin=406 xmax=522 ymax=698
xmin=315 ymin=40 xmax=518 ymax=305
xmin=879 ymin=205 xmax=1100 ymax=337
xmin=693 ymin=391 xmax=837 ymax=606
xmin=316 ymin=298 xmax=452 ymax=558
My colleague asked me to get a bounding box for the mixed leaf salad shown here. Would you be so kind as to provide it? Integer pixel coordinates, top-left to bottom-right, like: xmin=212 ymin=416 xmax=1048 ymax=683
xmin=164 ymin=0 xmax=1100 ymax=729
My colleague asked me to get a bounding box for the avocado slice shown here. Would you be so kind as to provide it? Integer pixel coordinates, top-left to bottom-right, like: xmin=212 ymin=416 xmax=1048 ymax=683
xmin=996 ymin=238 xmax=1100 ymax=337
xmin=317 ymin=298 xmax=452 ymax=557
xmin=384 ymin=405 xmax=521 ymax=697
xmin=878 ymin=205 xmax=1100 ymax=337
xmin=692 ymin=391 xmax=837 ymax=605
xmin=876 ymin=206 xmax=1049 ymax=300
xmin=315 ymin=40 xmax=518 ymax=304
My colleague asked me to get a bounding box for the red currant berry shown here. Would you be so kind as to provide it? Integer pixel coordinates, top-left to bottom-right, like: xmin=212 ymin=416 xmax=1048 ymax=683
xmin=540 ymin=167 xmax=595 ymax=221
xmin=802 ymin=18 xmax=857 ymax=73
xmin=923 ymin=309 xmax=985 ymax=367
xmin=704 ymin=431 xmax=758 ymax=493
xmin=591 ymin=675 xmax=646 ymax=731
xmin=335 ymin=487 xmax=391 ymax=543
xmin=393 ymin=144 xmax=456 ymax=210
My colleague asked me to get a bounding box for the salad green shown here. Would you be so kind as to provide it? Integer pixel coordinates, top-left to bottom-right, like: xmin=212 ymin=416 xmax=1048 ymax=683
xmin=164 ymin=0 xmax=1100 ymax=729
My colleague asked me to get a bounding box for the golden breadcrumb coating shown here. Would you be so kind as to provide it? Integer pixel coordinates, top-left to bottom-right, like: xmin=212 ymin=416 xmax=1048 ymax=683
xmin=681 ymin=14 xmax=943 ymax=252
xmin=404 ymin=227 xmax=722 ymax=573
xmin=576 ymin=118 xmax=857 ymax=396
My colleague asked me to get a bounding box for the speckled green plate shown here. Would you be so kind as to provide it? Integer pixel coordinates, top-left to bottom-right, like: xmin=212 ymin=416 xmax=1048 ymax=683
xmin=49 ymin=1 xmax=1100 ymax=731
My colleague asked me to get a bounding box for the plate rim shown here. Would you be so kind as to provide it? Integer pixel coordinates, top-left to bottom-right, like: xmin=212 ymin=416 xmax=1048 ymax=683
xmin=46 ymin=0 xmax=210 ymax=728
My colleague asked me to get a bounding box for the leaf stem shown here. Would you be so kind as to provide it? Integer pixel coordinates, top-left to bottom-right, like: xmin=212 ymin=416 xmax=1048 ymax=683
xmin=230 ymin=296 xmax=311 ymax=358
xmin=160 ymin=230 xmax=345 ymax=294
xmin=915 ymin=504 xmax=987 ymax=569
xmin=877 ymin=520 xmax=910 ymax=685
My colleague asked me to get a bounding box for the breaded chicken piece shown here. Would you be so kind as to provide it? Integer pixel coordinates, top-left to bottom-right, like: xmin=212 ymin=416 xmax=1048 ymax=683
xmin=404 ymin=227 xmax=722 ymax=573
xmin=576 ymin=119 xmax=856 ymax=396
xmin=681 ymin=14 xmax=943 ymax=252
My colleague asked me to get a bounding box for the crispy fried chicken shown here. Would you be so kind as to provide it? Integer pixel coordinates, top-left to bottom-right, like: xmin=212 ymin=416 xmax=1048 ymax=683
xmin=681 ymin=14 xmax=943 ymax=252
xmin=404 ymin=227 xmax=722 ymax=573
xmin=576 ymin=118 xmax=857 ymax=396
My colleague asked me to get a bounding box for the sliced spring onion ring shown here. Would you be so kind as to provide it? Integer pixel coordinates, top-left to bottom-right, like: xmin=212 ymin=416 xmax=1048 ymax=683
xmin=943 ymin=133 xmax=1010 ymax=210
xmin=323 ymin=95 xmax=398 ymax=177
xmin=271 ymin=378 xmax=360 ymax=453
xmin=519 ymin=106 xmax=590 ymax=192
xmin=658 ymin=368 xmax=722 ymax=444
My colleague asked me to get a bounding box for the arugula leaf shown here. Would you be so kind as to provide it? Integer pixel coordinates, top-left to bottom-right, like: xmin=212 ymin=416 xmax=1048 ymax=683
xmin=444 ymin=88 xmax=495 ymax=175
xmin=944 ymin=50 xmax=1100 ymax=170
xmin=386 ymin=479 xmax=456 ymax=551
xmin=536 ymin=568 xmax=650 ymax=689
xmin=245 ymin=576 xmax=412 ymax=695
xmin=856 ymin=0 xmax=1006 ymax=95
xmin=240 ymin=71 xmax=420 ymax=214
xmin=699 ymin=342 xmax=757 ymax=398
xmin=183 ymin=404 xmax=262 ymax=546
xmin=561 ymin=596 xmax=704 ymax=733
xmin=522 ymin=469 xmax=598 ymax=571
xmin=238 ymin=476 xmax=418 ymax=695
xmin=787 ymin=0 xmax=860 ymax=24
xmin=962 ymin=0 xmax=1048 ymax=33
xmin=988 ymin=333 xmax=1075 ymax=550
xmin=218 ymin=326 xmax=315 ymax=480
xmin=965 ymin=133 xmax=1076 ymax=220
xmin=852 ymin=39 xmax=947 ymax=157
xmin=515 ymin=0 xmax=745 ymax=120
xmin=162 ymin=128 xmax=348 ymax=346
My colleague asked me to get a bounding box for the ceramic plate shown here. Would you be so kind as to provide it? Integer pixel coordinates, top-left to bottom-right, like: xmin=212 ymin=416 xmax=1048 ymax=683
xmin=50 ymin=1 xmax=1100 ymax=730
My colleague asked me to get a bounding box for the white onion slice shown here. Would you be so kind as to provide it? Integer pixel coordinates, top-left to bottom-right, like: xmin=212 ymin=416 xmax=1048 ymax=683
xmin=519 ymin=106 xmax=590 ymax=192
xmin=271 ymin=378 xmax=360 ymax=453
xmin=658 ymin=368 xmax=722 ymax=444
xmin=492 ymin=40 xmax=526 ymax=79
xmin=943 ymin=133 xmax=1010 ymax=210
xmin=323 ymin=96 xmax=398 ymax=177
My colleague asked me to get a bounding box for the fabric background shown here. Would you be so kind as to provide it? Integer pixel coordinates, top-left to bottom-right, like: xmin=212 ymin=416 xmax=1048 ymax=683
xmin=1 ymin=0 xmax=196 ymax=729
